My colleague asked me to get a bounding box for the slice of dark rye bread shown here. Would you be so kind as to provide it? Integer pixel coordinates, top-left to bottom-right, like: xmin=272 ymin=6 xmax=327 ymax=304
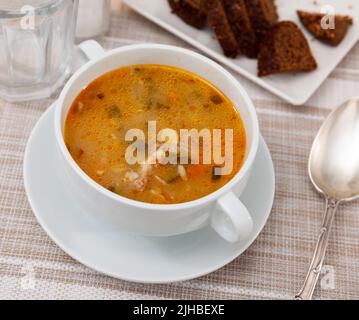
xmin=297 ymin=10 xmax=353 ymax=46
xmin=258 ymin=21 xmax=317 ymax=77
xmin=222 ymin=0 xmax=259 ymax=58
xmin=206 ymin=0 xmax=241 ymax=58
xmin=168 ymin=0 xmax=207 ymax=29
xmin=244 ymin=0 xmax=279 ymax=40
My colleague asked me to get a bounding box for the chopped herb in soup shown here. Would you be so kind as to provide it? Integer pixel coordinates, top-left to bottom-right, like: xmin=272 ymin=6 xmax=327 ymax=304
xmin=64 ymin=65 xmax=246 ymax=204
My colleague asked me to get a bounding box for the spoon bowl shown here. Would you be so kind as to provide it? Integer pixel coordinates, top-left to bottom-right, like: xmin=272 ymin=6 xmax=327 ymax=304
xmin=309 ymin=97 xmax=359 ymax=201
xmin=296 ymin=97 xmax=359 ymax=300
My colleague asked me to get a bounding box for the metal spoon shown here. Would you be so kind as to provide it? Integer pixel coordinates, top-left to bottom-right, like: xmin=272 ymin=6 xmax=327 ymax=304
xmin=295 ymin=97 xmax=359 ymax=300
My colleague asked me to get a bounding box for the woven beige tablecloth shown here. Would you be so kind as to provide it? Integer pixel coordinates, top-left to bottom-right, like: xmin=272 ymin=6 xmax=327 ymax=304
xmin=1 ymin=2 xmax=359 ymax=300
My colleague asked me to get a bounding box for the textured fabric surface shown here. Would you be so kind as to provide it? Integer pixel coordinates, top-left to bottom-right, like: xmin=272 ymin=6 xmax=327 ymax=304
xmin=1 ymin=1 xmax=359 ymax=300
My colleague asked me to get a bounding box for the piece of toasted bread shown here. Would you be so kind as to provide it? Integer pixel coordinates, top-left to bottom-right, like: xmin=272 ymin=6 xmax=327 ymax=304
xmin=222 ymin=0 xmax=259 ymax=58
xmin=297 ymin=10 xmax=353 ymax=46
xmin=206 ymin=0 xmax=241 ymax=58
xmin=244 ymin=0 xmax=278 ymax=40
xmin=168 ymin=0 xmax=207 ymax=29
xmin=258 ymin=21 xmax=317 ymax=77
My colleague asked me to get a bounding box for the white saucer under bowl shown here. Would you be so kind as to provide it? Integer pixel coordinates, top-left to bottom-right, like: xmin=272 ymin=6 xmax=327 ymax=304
xmin=24 ymin=103 xmax=275 ymax=283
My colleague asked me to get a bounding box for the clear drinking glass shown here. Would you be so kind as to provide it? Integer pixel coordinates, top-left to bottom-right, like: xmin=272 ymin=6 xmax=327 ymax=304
xmin=0 ymin=0 xmax=78 ymax=102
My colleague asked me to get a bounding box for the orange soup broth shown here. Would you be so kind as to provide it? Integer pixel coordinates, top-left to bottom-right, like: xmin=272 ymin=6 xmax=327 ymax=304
xmin=64 ymin=65 xmax=246 ymax=204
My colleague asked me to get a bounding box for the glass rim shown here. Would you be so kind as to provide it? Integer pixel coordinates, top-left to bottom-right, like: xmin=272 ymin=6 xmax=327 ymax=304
xmin=0 ymin=0 xmax=69 ymax=17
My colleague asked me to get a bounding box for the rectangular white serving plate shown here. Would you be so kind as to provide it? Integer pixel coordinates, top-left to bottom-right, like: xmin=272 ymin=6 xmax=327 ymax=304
xmin=123 ymin=0 xmax=359 ymax=105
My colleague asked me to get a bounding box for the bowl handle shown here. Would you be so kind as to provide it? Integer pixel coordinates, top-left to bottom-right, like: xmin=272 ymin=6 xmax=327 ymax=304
xmin=211 ymin=191 xmax=253 ymax=243
xmin=78 ymin=40 xmax=106 ymax=61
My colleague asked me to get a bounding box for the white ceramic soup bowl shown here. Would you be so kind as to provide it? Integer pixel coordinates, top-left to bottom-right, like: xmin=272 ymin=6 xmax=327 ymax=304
xmin=55 ymin=41 xmax=259 ymax=243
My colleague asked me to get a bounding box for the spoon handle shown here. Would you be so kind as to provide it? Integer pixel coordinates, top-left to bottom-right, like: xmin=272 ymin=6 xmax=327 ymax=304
xmin=295 ymin=198 xmax=340 ymax=300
